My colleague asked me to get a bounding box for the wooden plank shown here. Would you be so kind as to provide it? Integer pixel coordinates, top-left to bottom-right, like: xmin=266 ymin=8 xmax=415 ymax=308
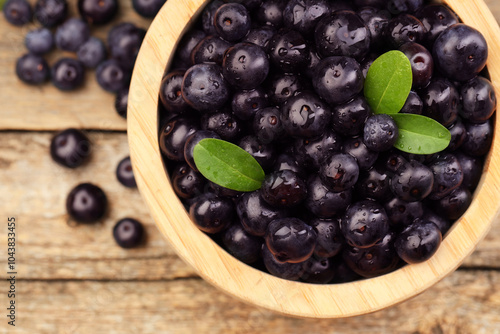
xmin=2 ymin=270 xmax=500 ymax=334
xmin=0 ymin=0 xmax=151 ymax=131
xmin=0 ymin=132 xmax=499 ymax=282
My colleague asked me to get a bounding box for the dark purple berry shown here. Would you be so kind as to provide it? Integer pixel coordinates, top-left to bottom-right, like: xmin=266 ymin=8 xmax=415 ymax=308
xmin=461 ymin=120 xmax=493 ymax=157
xmin=395 ymin=221 xmax=442 ymax=264
xmin=363 ymin=114 xmax=399 ymax=152
xmin=262 ymin=244 xmax=305 ymax=280
xmin=116 ymin=156 xmax=137 ymax=188
xmin=433 ymin=186 xmax=472 ymax=220
xmin=132 ymin=0 xmax=165 ymax=18
xmin=384 ymin=14 xmax=425 ymax=48
xmin=113 ymin=218 xmax=144 ymax=248
xmin=201 ymin=0 xmax=223 ymax=35
xmin=265 ymin=218 xmax=316 ymax=263
xmin=238 ymin=135 xmax=276 ymax=170
xmin=266 ymin=73 xmax=305 ymax=105
xmin=51 ymin=58 xmax=85 ymax=91
xmin=55 ymin=18 xmax=90 ymax=52
xmin=189 ymin=193 xmax=235 ymax=234
xmin=455 ymin=152 xmax=483 ymax=191
xmin=231 ymin=87 xmax=269 ymax=120
xmin=300 ymin=256 xmax=336 ymax=284
xmin=50 ymin=128 xmax=91 ymax=168
xmin=201 ymin=110 xmax=241 ymax=141
xmin=66 ymin=183 xmax=107 ymax=223
xmin=78 ymin=0 xmax=118 ymax=25
xmin=283 ymin=0 xmax=331 ymax=37
xmin=223 ymin=43 xmax=270 ymax=89
xmin=320 ymin=153 xmax=359 ymax=192
xmin=96 ymin=59 xmax=131 ymax=93
xmin=416 ymin=4 xmax=459 ymax=46
xmin=253 ymin=107 xmax=284 ymax=144
xmin=15 ymin=53 xmax=50 ymax=85
xmin=77 ymin=37 xmax=107 ymax=69
xmin=25 ymin=28 xmax=54 ymax=55
xmin=387 ymin=0 xmax=423 ymax=14
xmin=309 ymin=217 xmax=344 ymax=258
xmin=3 ymin=0 xmax=32 ymax=26
xmin=214 ymin=3 xmax=251 ymax=42
xmin=293 ymin=129 xmax=343 ymax=170
xmin=384 ymin=196 xmax=423 ymax=228
xmin=356 ymin=165 xmax=392 ymax=202
xmin=261 ymin=170 xmax=307 ymax=208
xmin=390 ymin=160 xmax=434 ymax=202
xmin=115 ymin=88 xmax=128 ymax=119
xmin=399 ymin=42 xmax=434 ymax=89
xmin=400 ymin=90 xmax=423 ymax=114
xmin=191 ymin=35 xmax=232 ymax=66
xmin=34 ymin=0 xmax=67 ymax=27
xmin=446 ymin=117 xmax=467 ymax=151
xmin=159 ymin=117 xmax=199 ymax=161
xmin=428 ymin=153 xmax=464 ymax=200
xmin=460 ymin=76 xmax=496 ymax=123
xmin=331 ymin=95 xmax=371 ymax=136
xmin=254 ymin=0 xmax=287 ymax=28
xmin=172 ymin=163 xmax=205 ymax=199
xmin=305 ymin=174 xmax=352 ymax=218
xmin=358 ymin=7 xmax=391 ymax=48
xmin=267 ymin=29 xmax=310 ymax=73
xmin=343 ymin=137 xmax=379 ymax=171
xmin=109 ymin=24 xmax=146 ymax=70
xmin=422 ymin=78 xmax=459 ymax=127
xmin=222 ymin=223 xmax=263 ymax=264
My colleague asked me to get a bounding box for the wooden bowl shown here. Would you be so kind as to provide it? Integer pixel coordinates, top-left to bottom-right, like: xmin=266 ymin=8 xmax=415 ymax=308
xmin=128 ymin=0 xmax=500 ymax=318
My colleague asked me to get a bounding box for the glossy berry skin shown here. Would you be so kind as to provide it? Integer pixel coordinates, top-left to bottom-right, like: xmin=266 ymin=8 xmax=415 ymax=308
xmin=96 ymin=59 xmax=130 ymax=93
xmin=300 ymin=256 xmax=335 ymax=284
xmin=314 ymin=11 xmax=371 ymax=61
xmin=461 ymin=120 xmax=493 ymax=157
xmin=384 ymin=14 xmax=425 ymax=48
xmin=51 ymin=58 xmax=85 ymax=91
xmin=433 ymin=24 xmax=488 ymax=82
xmin=419 ymin=209 xmax=450 ymax=235
xmin=320 ymin=153 xmax=359 ymax=192
xmin=293 ymin=129 xmax=342 ymax=171
xmin=282 ymin=0 xmax=330 ymax=37
xmin=447 ymin=117 xmax=467 ymax=151
xmin=455 ymin=152 xmax=483 ymax=190
xmin=309 ymin=217 xmax=344 ymax=258
xmin=273 ymin=153 xmax=304 ymax=176
xmin=254 ymin=0 xmax=287 ymax=28
xmin=34 ymin=0 xmax=67 ymax=27
xmin=222 ymin=223 xmax=263 ymax=264
xmin=266 ymin=73 xmax=305 ymax=105
xmin=3 ymin=0 xmax=32 ymax=26
xmin=416 ymin=4 xmax=459 ymax=46
xmin=243 ymin=26 xmax=276 ymax=48
xmin=422 ymin=78 xmax=459 ymax=127
xmin=25 ymin=28 xmax=54 ymax=55
xmin=384 ymin=196 xmax=423 ymax=229
xmin=355 ymin=165 xmax=392 ymax=202
xmin=189 ymin=193 xmax=235 ymax=234
xmin=115 ymin=88 xmax=128 ymax=119
xmin=181 ymin=64 xmax=230 ymax=112
xmin=399 ymin=42 xmax=434 ymax=89
xmin=113 ymin=218 xmax=144 ymax=248
xmin=261 ymin=170 xmax=307 ymax=208
xmin=201 ymin=0 xmax=223 ymax=35
xmin=280 ymin=91 xmax=331 ymax=138
xmin=238 ymin=136 xmax=276 ymax=171
xmin=236 ymin=191 xmax=287 ymax=237
xmin=305 ymin=174 xmax=352 ymax=219
xmin=363 ymin=115 xmax=399 ymax=152
xmin=109 ymin=24 xmax=146 ymax=70
xmin=201 ymin=110 xmax=241 ymax=141
xmin=191 ymin=35 xmax=231 ymax=66
xmin=50 ymin=128 xmax=91 ymax=168
xmin=159 ymin=117 xmax=199 ymax=161
xmin=395 ymin=221 xmax=442 ymax=264
xmin=265 ymin=218 xmax=316 ymax=263
xmin=15 ymin=53 xmax=50 ymax=85
xmin=78 ymin=0 xmax=118 ymax=25
xmin=401 ymin=91 xmax=423 ymax=114
xmin=313 ymin=56 xmax=364 ymax=106
xmin=390 ymin=160 xmax=434 ymax=202
xmin=159 ymin=70 xmax=190 ymax=114
xmin=231 ymin=87 xmax=269 ymax=120
xmin=66 ymin=183 xmax=107 ymax=223
xmin=341 ymin=200 xmax=390 ymax=248
xmin=116 ymin=156 xmax=137 ymax=188
xmin=214 ymin=3 xmax=251 ymax=42
xmin=343 ymin=137 xmax=378 ymax=171
xmin=172 ymin=163 xmax=205 ymax=199
xmin=223 ymin=43 xmax=270 ymax=89
xmin=331 ymin=95 xmax=371 ymax=136
xmin=434 ymin=186 xmax=472 ymax=220
xmin=267 ymin=29 xmax=310 ymax=73
xmin=262 ymin=244 xmax=304 ymax=280
xmin=428 ymin=153 xmax=464 ymax=200
xmin=55 ymin=18 xmax=90 ymax=52
xmin=132 ymin=0 xmax=165 ymax=18
xmin=387 ymin=0 xmax=423 ymax=14
xmin=343 ymin=232 xmax=399 ymax=278
xmin=183 ymin=130 xmax=220 ymax=171
xmin=253 ymin=107 xmax=284 ymax=144
xmin=358 ymin=7 xmax=391 ymax=48
xmin=460 ymin=77 xmax=496 ymax=123
xmin=77 ymin=37 xmax=107 ymax=69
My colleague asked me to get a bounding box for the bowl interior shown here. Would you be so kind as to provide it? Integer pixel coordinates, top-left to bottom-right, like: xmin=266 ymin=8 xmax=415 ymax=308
xmin=128 ymin=0 xmax=500 ymax=318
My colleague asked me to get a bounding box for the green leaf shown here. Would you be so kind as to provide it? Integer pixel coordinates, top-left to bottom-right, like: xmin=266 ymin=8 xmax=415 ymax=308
xmin=193 ymin=138 xmax=265 ymax=192
xmin=391 ymin=114 xmax=451 ymax=154
xmin=364 ymin=50 xmax=413 ymax=114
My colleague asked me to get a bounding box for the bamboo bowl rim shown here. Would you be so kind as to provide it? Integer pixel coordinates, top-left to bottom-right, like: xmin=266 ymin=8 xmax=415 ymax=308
xmin=128 ymin=0 xmax=500 ymax=318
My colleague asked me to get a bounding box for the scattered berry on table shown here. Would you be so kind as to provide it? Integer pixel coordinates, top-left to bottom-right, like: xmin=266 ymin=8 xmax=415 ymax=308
xmin=25 ymin=28 xmax=54 ymax=55
xmin=116 ymin=156 xmax=137 ymax=188
xmin=113 ymin=218 xmax=144 ymax=248
xmin=77 ymin=37 xmax=107 ymax=69
xmin=15 ymin=53 xmax=50 ymax=85
xmin=34 ymin=0 xmax=67 ymax=27
xmin=132 ymin=0 xmax=166 ymax=18
xmin=78 ymin=0 xmax=118 ymax=25
xmin=3 ymin=0 xmax=32 ymax=26
xmin=66 ymin=183 xmax=107 ymax=223
xmin=50 ymin=128 xmax=91 ymax=168
xmin=51 ymin=58 xmax=85 ymax=91
xmin=55 ymin=18 xmax=91 ymax=52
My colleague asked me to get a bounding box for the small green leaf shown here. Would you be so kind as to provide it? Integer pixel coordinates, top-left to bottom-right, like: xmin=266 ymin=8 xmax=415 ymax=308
xmin=364 ymin=50 xmax=413 ymax=114
xmin=391 ymin=114 xmax=451 ymax=154
xmin=193 ymin=138 xmax=265 ymax=192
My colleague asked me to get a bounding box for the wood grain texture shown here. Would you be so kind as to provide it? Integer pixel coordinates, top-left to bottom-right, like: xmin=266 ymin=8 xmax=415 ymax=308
xmin=4 ymin=271 xmax=500 ymax=334
xmin=0 ymin=0 xmax=150 ymax=131
xmin=128 ymin=0 xmax=500 ymax=318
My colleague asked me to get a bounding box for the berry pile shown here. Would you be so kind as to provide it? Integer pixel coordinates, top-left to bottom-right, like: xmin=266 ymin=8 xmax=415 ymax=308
xmin=159 ymin=0 xmax=495 ymax=283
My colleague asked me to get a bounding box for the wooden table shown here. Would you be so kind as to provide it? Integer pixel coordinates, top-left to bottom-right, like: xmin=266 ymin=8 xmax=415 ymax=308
xmin=1 ymin=1 xmax=500 ymax=333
